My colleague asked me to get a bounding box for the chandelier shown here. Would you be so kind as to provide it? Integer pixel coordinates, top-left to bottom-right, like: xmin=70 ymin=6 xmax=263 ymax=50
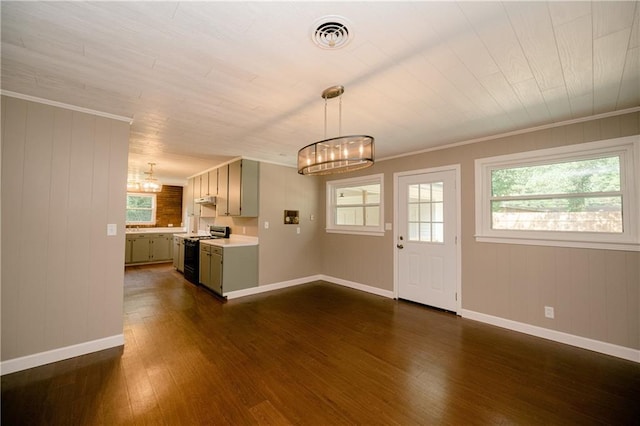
xmin=297 ymin=85 xmax=374 ymax=175
xmin=128 ymin=162 xmax=163 ymax=193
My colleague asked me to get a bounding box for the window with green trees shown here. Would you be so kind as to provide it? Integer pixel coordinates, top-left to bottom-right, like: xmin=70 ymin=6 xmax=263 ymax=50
xmin=475 ymin=136 xmax=639 ymax=251
xmin=126 ymin=193 xmax=156 ymax=224
xmin=490 ymin=156 xmax=622 ymax=233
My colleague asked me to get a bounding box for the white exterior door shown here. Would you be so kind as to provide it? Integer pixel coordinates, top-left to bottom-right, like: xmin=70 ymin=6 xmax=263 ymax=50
xmin=396 ymin=169 xmax=458 ymax=311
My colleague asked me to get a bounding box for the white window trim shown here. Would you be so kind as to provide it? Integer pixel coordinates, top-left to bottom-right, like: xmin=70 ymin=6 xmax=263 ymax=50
xmin=326 ymin=173 xmax=385 ymax=236
xmin=126 ymin=193 xmax=157 ymax=225
xmin=474 ymin=135 xmax=640 ymax=251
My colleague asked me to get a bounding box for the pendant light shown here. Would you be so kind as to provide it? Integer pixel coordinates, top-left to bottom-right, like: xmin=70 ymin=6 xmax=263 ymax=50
xmin=140 ymin=162 xmax=163 ymax=193
xmin=297 ymin=85 xmax=374 ymax=175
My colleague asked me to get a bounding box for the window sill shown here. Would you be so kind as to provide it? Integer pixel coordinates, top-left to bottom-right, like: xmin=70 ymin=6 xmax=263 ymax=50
xmin=475 ymin=235 xmax=640 ymax=252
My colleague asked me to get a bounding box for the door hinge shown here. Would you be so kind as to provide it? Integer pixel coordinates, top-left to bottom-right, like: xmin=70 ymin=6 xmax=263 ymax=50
xmin=455 ymin=235 xmax=458 ymax=244
xmin=455 ymin=292 xmax=458 ymax=301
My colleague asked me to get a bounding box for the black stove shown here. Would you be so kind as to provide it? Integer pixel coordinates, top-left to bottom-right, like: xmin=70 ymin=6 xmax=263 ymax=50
xmin=183 ymin=226 xmax=230 ymax=285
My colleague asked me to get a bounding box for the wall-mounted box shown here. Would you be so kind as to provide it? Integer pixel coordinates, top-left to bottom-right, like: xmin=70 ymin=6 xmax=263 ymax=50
xmin=284 ymin=210 xmax=299 ymax=224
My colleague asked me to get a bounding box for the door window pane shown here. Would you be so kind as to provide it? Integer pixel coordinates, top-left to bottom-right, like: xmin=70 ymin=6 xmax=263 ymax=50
xmin=407 ymin=182 xmax=444 ymax=243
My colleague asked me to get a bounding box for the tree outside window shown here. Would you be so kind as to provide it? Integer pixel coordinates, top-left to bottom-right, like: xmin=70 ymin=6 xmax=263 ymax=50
xmin=126 ymin=193 xmax=156 ymax=225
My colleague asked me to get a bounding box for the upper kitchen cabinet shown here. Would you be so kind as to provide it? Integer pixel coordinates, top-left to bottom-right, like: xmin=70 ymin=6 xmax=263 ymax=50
xmin=186 ymin=177 xmax=195 ymax=216
xmin=193 ymin=174 xmax=202 ymax=199
xmin=189 ymin=159 xmax=258 ymax=218
xmin=215 ymin=159 xmax=258 ymax=217
xmin=207 ymin=170 xmax=217 ymax=197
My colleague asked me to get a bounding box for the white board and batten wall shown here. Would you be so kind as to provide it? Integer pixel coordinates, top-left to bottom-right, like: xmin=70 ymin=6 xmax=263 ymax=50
xmin=1 ymin=94 xmax=130 ymax=374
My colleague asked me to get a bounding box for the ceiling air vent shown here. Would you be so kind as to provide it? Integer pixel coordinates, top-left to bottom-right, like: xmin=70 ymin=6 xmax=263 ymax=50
xmin=312 ymin=16 xmax=352 ymax=49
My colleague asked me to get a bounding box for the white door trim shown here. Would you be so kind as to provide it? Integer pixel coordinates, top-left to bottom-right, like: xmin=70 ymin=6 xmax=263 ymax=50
xmin=393 ymin=165 xmax=462 ymax=313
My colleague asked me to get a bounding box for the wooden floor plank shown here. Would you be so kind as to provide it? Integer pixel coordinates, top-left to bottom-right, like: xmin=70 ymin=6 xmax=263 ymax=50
xmin=2 ymin=263 xmax=639 ymax=425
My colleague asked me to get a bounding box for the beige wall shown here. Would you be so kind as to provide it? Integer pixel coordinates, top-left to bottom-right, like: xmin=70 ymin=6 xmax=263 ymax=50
xmin=1 ymin=96 xmax=129 ymax=361
xmin=257 ymin=163 xmax=323 ymax=285
xmin=321 ymin=112 xmax=640 ymax=350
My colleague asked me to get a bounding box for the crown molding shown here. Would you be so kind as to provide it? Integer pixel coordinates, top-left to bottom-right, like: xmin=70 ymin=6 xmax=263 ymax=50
xmin=1 ymin=90 xmax=133 ymax=124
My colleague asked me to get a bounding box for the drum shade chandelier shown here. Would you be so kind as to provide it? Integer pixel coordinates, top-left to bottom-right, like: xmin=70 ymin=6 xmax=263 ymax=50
xmin=127 ymin=162 xmax=163 ymax=193
xmin=297 ymin=85 xmax=374 ymax=175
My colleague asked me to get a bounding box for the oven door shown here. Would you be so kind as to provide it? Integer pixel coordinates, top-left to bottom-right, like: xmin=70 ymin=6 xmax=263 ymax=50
xmin=183 ymin=239 xmax=200 ymax=284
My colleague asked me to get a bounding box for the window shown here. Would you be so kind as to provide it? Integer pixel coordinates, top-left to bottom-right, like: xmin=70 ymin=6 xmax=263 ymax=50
xmin=126 ymin=193 xmax=156 ymax=225
xmin=408 ymin=182 xmax=444 ymax=243
xmin=326 ymin=173 xmax=384 ymax=236
xmin=475 ymin=136 xmax=639 ymax=251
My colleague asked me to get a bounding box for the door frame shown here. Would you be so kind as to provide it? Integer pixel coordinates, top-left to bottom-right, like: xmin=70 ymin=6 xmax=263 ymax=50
xmin=393 ymin=165 xmax=462 ymax=313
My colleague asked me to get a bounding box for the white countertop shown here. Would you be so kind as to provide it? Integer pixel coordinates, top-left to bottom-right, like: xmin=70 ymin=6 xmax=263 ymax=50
xmin=173 ymin=232 xmax=211 ymax=238
xmin=126 ymin=227 xmax=186 ymax=234
xmin=200 ymin=235 xmax=259 ymax=247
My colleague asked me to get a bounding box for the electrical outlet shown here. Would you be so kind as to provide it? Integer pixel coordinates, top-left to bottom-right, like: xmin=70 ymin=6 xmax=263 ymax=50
xmin=296 ymin=227 xmax=300 ymax=234
xmin=544 ymin=306 xmax=555 ymax=319
xmin=264 ymin=221 xmax=269 ymax=229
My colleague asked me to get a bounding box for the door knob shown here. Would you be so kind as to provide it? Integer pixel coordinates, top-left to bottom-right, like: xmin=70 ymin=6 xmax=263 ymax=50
xmin=396 ymin=244 xmax=404 ymax=249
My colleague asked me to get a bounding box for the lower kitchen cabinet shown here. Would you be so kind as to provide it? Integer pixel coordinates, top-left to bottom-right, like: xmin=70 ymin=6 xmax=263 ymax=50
xmin=125 ymin=233 xmax=174 ymax=265
xmin=199 ymin=243 xmax=258 ymax=296
xmin=172 ymin=235 xmax=185 ymax=272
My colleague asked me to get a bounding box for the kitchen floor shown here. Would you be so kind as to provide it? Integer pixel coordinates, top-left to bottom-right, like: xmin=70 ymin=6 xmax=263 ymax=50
xmin=2 ymin=263 xmax=639 ymax=424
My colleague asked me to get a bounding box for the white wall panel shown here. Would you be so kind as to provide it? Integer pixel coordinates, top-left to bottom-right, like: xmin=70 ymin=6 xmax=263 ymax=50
xmin=1 ymin=96 xmax=129 ymax=363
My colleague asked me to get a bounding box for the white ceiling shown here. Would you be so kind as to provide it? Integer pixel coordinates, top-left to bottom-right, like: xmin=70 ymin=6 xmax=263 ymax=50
xmin=2 ymin=1 xmax=638 ymax=185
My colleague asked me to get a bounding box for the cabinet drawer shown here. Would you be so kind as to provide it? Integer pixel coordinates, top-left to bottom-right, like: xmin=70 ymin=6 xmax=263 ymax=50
xmin=210 ymin=246 xmax=223 ymax=256
xmin=200 ymin=244 xmax=212 ymax=254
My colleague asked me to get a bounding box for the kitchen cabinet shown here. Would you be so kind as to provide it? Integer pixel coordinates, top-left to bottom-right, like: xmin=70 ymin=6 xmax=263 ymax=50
xmin=189 ymin=159 xmax=258 ymax=218
xmin=199 ymin=170 xmax=213 ymax=196
xmin=186 ymin=177 xmax=195 ymax=217
xmin=199 ymin=244 xmax=217 ymax=292
xmin=218 ymin=159 xmax=258 ymax=217
xmin=199 ymin=242 xmax=258 ymax=296
xmin=227 ymin=160 xmax=242 ymax=216
xmin=125 ymin=236 xmax=133 ymax=263
xmin=217 ymin=164 xmax=229 ymax=216
xmin=173 ymin=235 xmax=185 ymax=272
xmin=195 ymin=172 xmax=216 ymax=217
xmin=206 ymin=170 xmax=217 ymax=196
xmin=152 ymin=234 xmax=172 ymax=260
xmin=125 ymin=233 xmax=174 ymax=265
xmin=194 ymin=174 xmax=202 ymax=199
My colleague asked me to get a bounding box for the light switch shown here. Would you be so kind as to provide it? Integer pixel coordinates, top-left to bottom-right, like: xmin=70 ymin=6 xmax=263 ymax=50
xmin=296 ymin=227 xmax=301 ymax=234
xmin=107 ymin=223 xmax=117 ymax=236
xmin=385 ymin=223 xmax=392 ymax=231
xmin=264 ymin=221 xmax=269 ymax=229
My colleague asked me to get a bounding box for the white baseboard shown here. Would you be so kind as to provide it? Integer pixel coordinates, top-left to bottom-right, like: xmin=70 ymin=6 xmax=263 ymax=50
xmin=225 ymin=275 xmax=394 ymax=300
xmin=225 ymin=275 xmax=323 ymax=299
xmin=1 ymin=334 xmax=125 ymax=375
xmin=320 ymin=275 xmax=395 ymax=299
xmin=460 ymin=309 xmax=640 ymax=363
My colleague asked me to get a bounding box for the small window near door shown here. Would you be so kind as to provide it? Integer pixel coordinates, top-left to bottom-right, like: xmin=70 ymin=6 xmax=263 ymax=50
xmin=126 ymin=193 xmax=156 ymax=225
xmin=326 ymin=174 xmax=384 ymax=236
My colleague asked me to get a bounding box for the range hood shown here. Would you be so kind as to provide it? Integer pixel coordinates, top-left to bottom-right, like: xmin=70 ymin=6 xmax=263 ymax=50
xmin=195 ymin=196 xmax=217 ymax=205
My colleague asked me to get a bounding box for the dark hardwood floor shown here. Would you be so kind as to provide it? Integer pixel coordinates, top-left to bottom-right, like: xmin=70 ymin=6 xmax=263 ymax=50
xmin=3 ymin=263 xmax=639 ymax=425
